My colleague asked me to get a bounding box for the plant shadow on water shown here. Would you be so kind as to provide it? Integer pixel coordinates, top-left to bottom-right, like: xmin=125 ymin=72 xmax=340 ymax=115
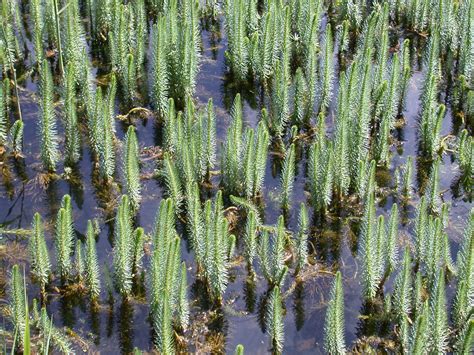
xmin=0 ymin=3 xmax=473 ymax=355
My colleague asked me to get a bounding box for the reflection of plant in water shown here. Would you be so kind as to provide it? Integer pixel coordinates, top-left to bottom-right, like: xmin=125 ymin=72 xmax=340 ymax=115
xmin=293 ymin=281 xmax=305 ymax=331
xmin=118 ymin=299 xmax=134 ymax=354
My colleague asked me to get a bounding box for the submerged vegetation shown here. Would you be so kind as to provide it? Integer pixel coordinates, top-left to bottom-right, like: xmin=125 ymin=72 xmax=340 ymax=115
xmin=0 ymin=0 xmax=473 ymax=353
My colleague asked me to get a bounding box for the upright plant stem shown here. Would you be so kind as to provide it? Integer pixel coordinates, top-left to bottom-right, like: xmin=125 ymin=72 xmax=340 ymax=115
xmin=0 ymin=21 xmax=22 ymax=122
xmin=53 ymin=0 xmax=64 ymax=76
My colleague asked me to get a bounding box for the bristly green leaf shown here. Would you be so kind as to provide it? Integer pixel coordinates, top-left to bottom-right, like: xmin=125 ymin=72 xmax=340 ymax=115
xmin=8 ymin=119 xmax=23 ymax=155
xmin=458 ymin=129 xmax=473 ymax=180
xmin=85 ymin=220 xmax=101 ymax=300
xmin=294 ymin=203 xmax=309 ymax=275
xmin=359 ymin=181 xmax=381 ymax=300
xmin=0 ymin=80 xmax=7 ymax=145
xmin=29 ymin=212 xmax=51 ymax=295
xmin=324 ymin=271 xmax=346 ymax=355
xmin=393 ymin=247 xmax=412 ymax=348
xmin=113 ymin=195 xmax=133 ymax=297
xmin=244 ymin=210 xmax=258 ymax=267
xmin=222 ymin=94 xmax=244 ymax=193
xmin=64 ymin=63 xmax=80 ymax=165
xmin=75 ymin=239 xmax=84 ymax=282
xmin=258 ymin=215 xmax=288 ymax=287
xmin=9 ymin=265 xmax=26 ymax=343
xmin=453 ymin=209 xmax=473 ymax=327
xmin=425 ymin=157 xmax=441 ymax=213
xmin=409 ymin=302 xmax=430 ymax=354
xmin=161 ymin=152 xmax=183 ymax=212
xmin=38 ymin=59 xmax=59 ymax=171
xmin=150 ymin=16 xmax=169 ymax=117
xmin=234 ymin=344 xmax=244 ymax=355
xmin=177 ymin=262 xmax=189 ymax=331
xmin=132 ymin=227 xmax=145 ymax=275
xmin=224 ymin=0 xmax=249 ymax=81
xmin=428 ymin=268 xmax=448 ymax=353
xmin=318 ymin=23 xmax=334 ymax=114
xmin=309 ymin=139 xmax=333 ymax=212
xmin=123 ymin=125 xmax=141 ymax=212
xmin=266 ymin=286 xmax=284 ymax=354
xmin=456 ymin=319 xmax=474 ymax=354
xmin=55 ymin=195 xmax=75 ymax=280
xmin=280 ymin=143 xmax=296 ymax=210
xmin=386 ymin=203 xmax=399 ymax=273
xmin=293 ymin=68 xmax=308 ymax=126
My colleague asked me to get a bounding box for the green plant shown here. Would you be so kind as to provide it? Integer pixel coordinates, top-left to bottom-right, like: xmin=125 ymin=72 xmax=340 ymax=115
xmin=235 ymin=344 xmax=244 ymax=355
xmin=230 ymin=194 xmax=262 ymax=225
xmin=224 ymin=0 xmax=249 ymax=81
xmin=309 ymin=139 xmax=333 ymax=212
xmin=453 ymin=209 xmax=473 ymax=328
xmin=243 ymin=120 xmax=270 ymax=198
xmin=113 ymin=195 xmax=133 ymax=297
xmin=54 ymin=194 xmax=75 ymax=281
xmin=222 ymin=94 xmax=244 ymax=193
xmin=132 ymin=227 xmax=145 ymax=276
xmin=63 ymin=63 xmax=80 ymax=165
xmin=425 ymin=158 xmax=441 ymax=213
xmin=52 ymin=0 xmax=63 ymax=74
xmin=457 ymin=0 xmax=473 ymax=96
xmin=0 ymin=79 xmax=7 ymax=146
xmin=318 ymin=23 xmax=334 ymax=114
xmin=8 ymin=119 xmax=23 ymax=155
xmin=75 ymin=238 xmax=84 ymax=282
xmin=38 ymin=59 xmax=59 ymax=171
xmin=177 ymin=262 xmax=189 ymax=331
xmin=96 ymin=85 xmax=116 ymax=180
xmin=386 ymin=203 xmax=399 ymax=273
xmin=85 ymin=220 xmax=101 ymax=300
xmin=150 ymin=234 xmax=185 ymax=353
xmin=294 ymin=203 xmax=309 ymax=275
xmin=398 ymin=38 xmax=411 ymax=112
xmin=324 ymin=271 xmax=346 ymax=355
xmin=358 ymin=180 xmax=383 ymax=300
xmin=150 ymin=16 xmax=169 ymax=116
xmin=258 ymin=215 xmax=288 ymax=287
xmin=29 ymin=213 xmax=51 ymax=296
xmin=333 ymin=91 xmax=350 ymax=197
xmin=63 ymin=0 xmax=87 ymax=82
xmin=458 ymin=129 xmax=473 ymax=180
xmin=414 ymin=196 xmax=428 ymax=264
xmin=270 ymin=59 xmax=290 ymax=138
xmin=280 ymin=143 xmax=296 ymax=210
xmin=393 ymin=247 xmax=412 ymax=349
xmin=266 ymin=286 xmax=284 ymax=354
xmin=35 ymin=306 xmax=72 ymax=353
xmin=0 ymin=0 xmax=23 ymax=122
xmin=293 ymin=68 xmax=308 ymax=125
xmin=203 ymin=98 xmax=217 ymax=176
xmin=9 ymin=265 xmax=26 ymax=344
xmin=188 ymin=187 xmax=235 ymax=301
xmin=160 ymin=152 xmax=183 ymax=212
xmin=455 ymin=319 xmax=474 ymax=354
xmin=408 ymin=302 xmax=430 ymax=354
xmin=123 ymin=126 xmax=141 ymax=212
xmin=29 ymin=0 xmax=44 ymax=65
xmin=428 ymin=268 xmax=448 ymax=353
xmin=244 ymin=210 xmax=258 ymax=268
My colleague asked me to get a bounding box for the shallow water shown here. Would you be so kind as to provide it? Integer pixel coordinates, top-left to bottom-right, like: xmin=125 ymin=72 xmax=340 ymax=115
xmin=0 ymin=12 xmax=472 ymax=355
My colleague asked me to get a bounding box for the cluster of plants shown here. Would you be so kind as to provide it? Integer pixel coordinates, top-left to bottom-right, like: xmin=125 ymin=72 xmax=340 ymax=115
xmin=0 ymin=0 xmax=473 ymax=354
